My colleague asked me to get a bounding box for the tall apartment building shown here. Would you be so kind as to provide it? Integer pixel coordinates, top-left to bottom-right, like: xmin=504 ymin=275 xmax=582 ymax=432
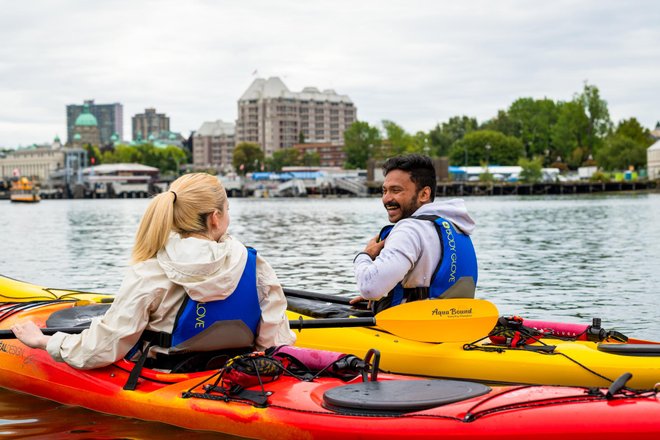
xmin=66 ymin=100 xmax=123 ymax=145
xmin=192 ymin=120 xmax=236 ymax=173
xmin=132 ymin=108 xmax=170 ymax=141
xmin=236 ymin=77 xmax=356 ymax=157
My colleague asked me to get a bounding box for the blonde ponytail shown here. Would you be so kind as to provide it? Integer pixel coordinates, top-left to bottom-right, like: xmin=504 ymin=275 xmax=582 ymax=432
xmin=131 ymin=173 xmax=227 ymax=263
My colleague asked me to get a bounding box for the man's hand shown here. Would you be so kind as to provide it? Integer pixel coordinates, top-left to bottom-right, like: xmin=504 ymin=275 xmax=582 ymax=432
xmin=10 ymin=321 xmax=49 ymax=350
xmin=363 ymin=236 xmax=385 ymax=260
xmin=349 ymin=295 xmax=372 ymax=310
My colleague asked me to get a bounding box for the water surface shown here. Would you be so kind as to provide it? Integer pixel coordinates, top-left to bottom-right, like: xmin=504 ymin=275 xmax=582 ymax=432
xmin=1 ymin=193 xmax=659 ymax=437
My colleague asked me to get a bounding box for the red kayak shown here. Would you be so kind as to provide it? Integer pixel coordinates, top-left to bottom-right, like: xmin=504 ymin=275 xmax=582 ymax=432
xmin=1 ymin=300 xmax=659 ymax=439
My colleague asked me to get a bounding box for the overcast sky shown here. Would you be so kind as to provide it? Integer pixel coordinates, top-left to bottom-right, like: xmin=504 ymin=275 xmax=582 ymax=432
xmin=1 ymin=0 xmax=659 ymax=148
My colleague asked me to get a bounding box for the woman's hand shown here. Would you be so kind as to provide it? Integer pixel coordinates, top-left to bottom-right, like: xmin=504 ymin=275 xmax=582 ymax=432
xmin=10 ymin=321 xmax=49 ymax=350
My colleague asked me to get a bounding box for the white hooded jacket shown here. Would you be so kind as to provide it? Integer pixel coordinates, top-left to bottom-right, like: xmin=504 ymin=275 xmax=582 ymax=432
xmin=354 ymin=199 xmax=476 ymax=300
xmin=46 ymin=233 xmax=295 ymax=369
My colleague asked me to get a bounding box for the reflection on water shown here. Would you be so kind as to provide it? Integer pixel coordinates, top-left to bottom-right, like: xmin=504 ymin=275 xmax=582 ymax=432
xmin=0 ymin=389 xmax=239 ymax=439
xmin=1 ymin=194 xmax=659 ymax=437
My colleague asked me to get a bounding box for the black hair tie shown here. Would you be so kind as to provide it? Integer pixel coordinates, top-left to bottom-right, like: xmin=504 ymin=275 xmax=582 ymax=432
xmin=170 ymin=190 xmax=177 ymax=203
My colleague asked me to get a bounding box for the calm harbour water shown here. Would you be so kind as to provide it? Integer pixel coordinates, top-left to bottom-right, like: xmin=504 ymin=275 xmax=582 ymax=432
xmin=1 ymin=193 xmax=659 ymax=438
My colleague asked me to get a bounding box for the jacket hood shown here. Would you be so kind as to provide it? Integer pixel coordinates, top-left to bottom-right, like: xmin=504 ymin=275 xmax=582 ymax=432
xmin=156 ymin=233 xmax=248 ymax=299
xmin=412 ymin=199 xmax=476 ymax=235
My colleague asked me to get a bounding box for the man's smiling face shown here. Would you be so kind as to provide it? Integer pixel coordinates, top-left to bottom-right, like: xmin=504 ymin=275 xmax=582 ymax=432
xmin=382 ymin=169 xmax=429 ymax=223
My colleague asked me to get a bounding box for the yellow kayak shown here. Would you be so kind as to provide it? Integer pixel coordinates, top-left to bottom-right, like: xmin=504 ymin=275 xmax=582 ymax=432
xmin=2 ymin=275 xmax=659 ymax=389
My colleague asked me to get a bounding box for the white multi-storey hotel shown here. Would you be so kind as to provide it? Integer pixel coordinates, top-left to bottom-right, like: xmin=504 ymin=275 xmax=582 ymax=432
xmin=236 ymin=77 xmax=356 ymax=157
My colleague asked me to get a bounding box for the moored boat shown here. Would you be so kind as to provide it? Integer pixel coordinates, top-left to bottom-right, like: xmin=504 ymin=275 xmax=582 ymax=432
xmin=9 ymin=177 xmax=41 ymax=203
xmin=0 ymin=298 xmax=659 ymax=439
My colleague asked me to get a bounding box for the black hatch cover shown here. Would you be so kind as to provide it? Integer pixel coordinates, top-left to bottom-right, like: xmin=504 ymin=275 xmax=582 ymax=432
xmin=323 ymin=379 xmax=491 ymax=414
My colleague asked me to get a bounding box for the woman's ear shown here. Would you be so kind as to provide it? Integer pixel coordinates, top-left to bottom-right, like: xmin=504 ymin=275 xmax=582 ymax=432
xmin=207 ymin=210 xmax=220 ymax=230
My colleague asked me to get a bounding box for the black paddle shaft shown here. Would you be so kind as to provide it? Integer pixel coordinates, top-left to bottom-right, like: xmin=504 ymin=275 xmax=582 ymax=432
xmin=0 ymin=327 xmax=85 ymax=339
xmin=1 ymin=317 xmax=380 ymax=339
xmin=283 ymin=288 xmax=353 ymax=306
xmin=292 ymin=316 xmax=376 ymax=330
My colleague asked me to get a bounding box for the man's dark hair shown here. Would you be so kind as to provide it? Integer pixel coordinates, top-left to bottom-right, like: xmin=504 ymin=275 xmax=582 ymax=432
xmin=382 ymin=154 xmax=436 ymax=200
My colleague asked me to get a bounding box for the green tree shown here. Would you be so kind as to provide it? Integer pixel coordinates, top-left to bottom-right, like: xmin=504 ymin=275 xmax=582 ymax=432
xmin=518 ymin=156 xmax=544 ymax=183
xmin=480 ymin=110 xmax=516 ymax=136
xmin=429 ymin=116 xmax=478 ymax=157
xmin=449 ymin=130 xmax=524 ymax=166
xmin=158 ymin=145 xmax=187 ymax=175
xmin=83 ymin=144 xmax=102 ymax=165
xmin=507 ymin=97 xmax=559 ymax=159
xmin=98 ymin=143 xmax=187 ymax=175
xmin=104 ymin=144 xmax=141 ymax=163
xmin=551 ymin=101 xmax=589 ymax=168
xmin=595 ymin=119 xmax=651 ymax=171
xmin=577 ymin=82 xmax=612 ymax=157
xmin=302 ymin=151 xmax=320 ymax=166
xmin=136 ymin=143 xmax=160 ymax=169
xmin=381 ymin=120 xmax=414 ymax=157
xmin=613 ymin=118 xmax=652 ymax=145
xmin=268 ymin=148 xmax=301 ymax=171
xmin=232 ymin=142 xmax=264 ymax=174
xmin=343 ymin=121 xmax=381 ymax=169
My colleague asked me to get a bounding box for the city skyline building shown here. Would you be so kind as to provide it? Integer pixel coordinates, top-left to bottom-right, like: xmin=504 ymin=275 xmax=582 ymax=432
xmin=235 ymin=77 xmax=356 ymax=157
xmin=72 ymin=103 xmax=100 ymax=147
xmin=132 ymin=108 xmax=170 ymax=142
xmin=192 ymin=120 xmax=236 ymax=173
xmin=66 ymin=100 xmax=123 ymax=145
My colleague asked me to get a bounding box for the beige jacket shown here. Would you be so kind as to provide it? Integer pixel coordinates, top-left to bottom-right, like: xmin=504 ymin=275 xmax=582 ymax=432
xmin=46 ymin=233 xmax=296 ymax=369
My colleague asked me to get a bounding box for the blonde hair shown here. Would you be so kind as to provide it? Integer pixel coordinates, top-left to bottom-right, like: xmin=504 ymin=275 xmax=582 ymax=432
xmin=131 ymin=173 xmax=227 ymax=263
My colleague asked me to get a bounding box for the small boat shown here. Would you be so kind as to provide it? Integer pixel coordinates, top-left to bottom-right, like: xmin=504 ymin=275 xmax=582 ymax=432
xmin=0 ymin=298 xmax=659 ymax=439
xmin=2 ymin=274 xmax=660 ymax=390
xmin=10 ymin=177 xmax=41 ymax=203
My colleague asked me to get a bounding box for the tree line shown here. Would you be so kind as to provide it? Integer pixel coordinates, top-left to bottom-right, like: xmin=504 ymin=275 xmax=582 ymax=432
xmin=343 ymin=82 xmax=655 ymax=172
xmin=84 ymin=143 xmax=189 ymax=177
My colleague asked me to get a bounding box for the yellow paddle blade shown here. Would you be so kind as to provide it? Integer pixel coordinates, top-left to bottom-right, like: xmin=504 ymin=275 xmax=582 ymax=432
xmin=374 ymin=298 xmax=499 ymax=343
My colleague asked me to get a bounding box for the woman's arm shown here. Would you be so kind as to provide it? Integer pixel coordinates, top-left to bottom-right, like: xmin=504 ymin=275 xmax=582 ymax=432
xmin=254 ymin=256 xmax=296 ymax=350
xmin=46 ymin=264 xmax=164 ymax=369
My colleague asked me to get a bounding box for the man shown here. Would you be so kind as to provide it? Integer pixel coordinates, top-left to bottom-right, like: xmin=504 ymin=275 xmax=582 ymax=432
xmin=351 ymin=154 xmax=478 ymax=313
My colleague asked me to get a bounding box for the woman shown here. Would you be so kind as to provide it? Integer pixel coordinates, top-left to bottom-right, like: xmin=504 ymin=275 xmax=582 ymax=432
xmin=11 ymin=173 xmax=295 ymax=370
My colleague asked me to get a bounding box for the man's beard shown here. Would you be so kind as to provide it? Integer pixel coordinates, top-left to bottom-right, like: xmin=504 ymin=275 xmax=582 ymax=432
xmin=384 ymin=194 xmax=420 ymax=222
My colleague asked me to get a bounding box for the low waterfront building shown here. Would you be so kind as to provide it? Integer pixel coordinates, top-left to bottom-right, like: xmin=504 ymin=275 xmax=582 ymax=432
xmin=192 ymin=120 xmax=236 ymax=173
xmin=81 ymin=163 xmax=161 ymax=198
xmin=648 ymin=140 xmax=660 ymax=180
xmin=236 ymin=77 xmax=356 ymax=157
xmin=0 ymin=138 xmax=86 ymax=183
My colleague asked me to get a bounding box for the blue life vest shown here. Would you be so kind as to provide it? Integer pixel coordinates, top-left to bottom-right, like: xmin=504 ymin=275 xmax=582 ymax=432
xmin=378 ymin=215 xmax=478 ymax=307
xmin=170 ymin=247 xmax=261 ymax=350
